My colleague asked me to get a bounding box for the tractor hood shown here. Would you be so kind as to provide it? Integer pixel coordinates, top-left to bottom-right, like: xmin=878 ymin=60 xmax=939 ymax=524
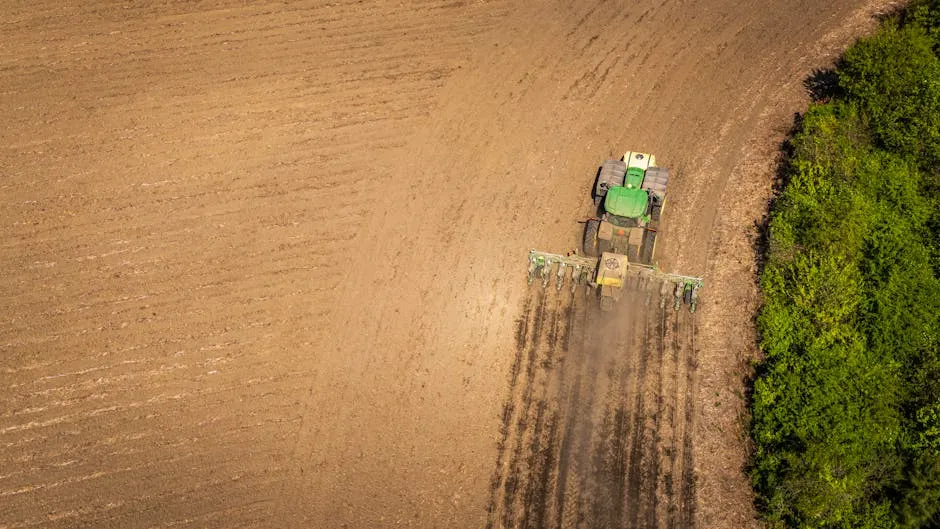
xmin=604 ymin=186 xmax=648 ymax=218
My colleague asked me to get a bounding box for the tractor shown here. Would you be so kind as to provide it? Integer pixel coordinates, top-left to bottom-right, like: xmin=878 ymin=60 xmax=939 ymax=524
xmin=584 ymin=151 xmax=667 ymax=265
xmin=527 ymin=151 xmax=702 ymax=312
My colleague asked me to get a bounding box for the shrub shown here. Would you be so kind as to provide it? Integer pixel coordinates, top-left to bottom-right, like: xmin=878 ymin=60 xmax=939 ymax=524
xmin=751 ymin=3 xmax=940 ymax=527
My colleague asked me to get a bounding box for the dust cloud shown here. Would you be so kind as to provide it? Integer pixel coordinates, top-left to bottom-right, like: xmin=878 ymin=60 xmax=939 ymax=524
xmin=486 ymin=283 xmax=697 ymax=529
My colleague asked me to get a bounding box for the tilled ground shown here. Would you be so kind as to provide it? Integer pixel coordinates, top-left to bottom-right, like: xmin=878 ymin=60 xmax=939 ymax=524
xmin=486 ymin=284 xmax=697 ymax=529
xmin=1 ymin=1 xmax=892 ymax=528
xmin=486 ymin=286 xmax=697 ymax=528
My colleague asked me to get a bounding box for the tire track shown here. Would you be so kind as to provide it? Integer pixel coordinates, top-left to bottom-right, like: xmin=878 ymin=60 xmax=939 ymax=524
xmin=557 ymin=293 xmax=600 ymax=529
xmin=681 ymin=311 xmax=699 ymax=529
xmin=642 ymin=296 xmax=666 ymax=528
xmin=668 ymin=308 xmax=699 ymax=529
xmin=660 ymin=305 xmax=680 ymax=529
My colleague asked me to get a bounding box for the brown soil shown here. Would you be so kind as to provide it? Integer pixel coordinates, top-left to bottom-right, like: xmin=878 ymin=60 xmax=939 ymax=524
xmin=486 ymin=283 xmax=699 ymax=529
xmin=0 ymin=1 xmax=895 ymax=528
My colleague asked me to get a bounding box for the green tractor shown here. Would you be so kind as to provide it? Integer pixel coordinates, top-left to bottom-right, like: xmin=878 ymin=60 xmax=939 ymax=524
xmin=584 ymin=151 xmax=667 ymax=264
xmin=527 ymin=151 xmax=703 ymax=312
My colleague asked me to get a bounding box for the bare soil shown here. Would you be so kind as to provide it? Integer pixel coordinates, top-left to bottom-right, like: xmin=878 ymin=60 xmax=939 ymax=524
xmin=486 ymin=283 xmax=698 ymax=529
xmin=0 ymin=1 xmax=894 ymax=528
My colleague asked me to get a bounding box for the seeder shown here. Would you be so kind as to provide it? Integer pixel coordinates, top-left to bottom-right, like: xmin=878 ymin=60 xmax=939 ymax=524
xmin=527 ymin=249 xmax=703 ymax=312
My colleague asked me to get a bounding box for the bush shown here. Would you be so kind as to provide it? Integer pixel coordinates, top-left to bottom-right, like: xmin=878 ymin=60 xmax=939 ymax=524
xmin=751 ymin=2 xmax=940 ymax=527
xmin=839 ymin=22 xmax=940 ymax=170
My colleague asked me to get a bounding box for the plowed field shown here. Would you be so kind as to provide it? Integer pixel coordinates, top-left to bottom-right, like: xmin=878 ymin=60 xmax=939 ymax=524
xmin=1 ymin=1 xmax=891 ymax=528
xmin=487 ymin=284 xmax=698 ymax=529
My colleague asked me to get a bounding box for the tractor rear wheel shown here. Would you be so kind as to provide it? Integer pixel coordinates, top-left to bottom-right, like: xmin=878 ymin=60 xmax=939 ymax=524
xmin=650 ymin=197 xmax=666 ymax=227
xmin=640 ymin=229 xmax=657 ymax=265
xmin=583 ymin=219 xmax=601 ymax=257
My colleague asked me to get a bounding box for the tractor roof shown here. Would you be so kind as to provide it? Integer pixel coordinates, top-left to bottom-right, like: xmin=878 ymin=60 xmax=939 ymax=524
xmin=604 ymin=186 xmax=648 ymax=218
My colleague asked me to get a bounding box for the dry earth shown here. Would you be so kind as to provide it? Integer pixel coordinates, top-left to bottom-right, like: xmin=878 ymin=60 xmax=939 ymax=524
xmin=0 ymin=1 xmax=893 ymax=528
xmin=487 ymin=279 xmax=699 ymax=529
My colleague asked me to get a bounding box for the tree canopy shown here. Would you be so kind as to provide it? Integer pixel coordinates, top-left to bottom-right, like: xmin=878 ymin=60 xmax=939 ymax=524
xmin=751 ymin=2 xmax=940 ymax=527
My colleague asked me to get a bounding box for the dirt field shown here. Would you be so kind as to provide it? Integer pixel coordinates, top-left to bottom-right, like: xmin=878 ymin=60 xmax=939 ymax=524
xmin=1 ymin=1 xmax=892 ymax=527
xmin=486 ymin=281 xmax=699 ymax=529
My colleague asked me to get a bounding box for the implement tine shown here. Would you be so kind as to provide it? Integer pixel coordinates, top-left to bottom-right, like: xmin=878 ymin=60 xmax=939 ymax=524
xmin=556 ymin=262 xmax=567 ymax=291
xmin=527 ymin=250 xmax=600 ymax=294
xmin=660 ymin=279 xmax=670 ymax=309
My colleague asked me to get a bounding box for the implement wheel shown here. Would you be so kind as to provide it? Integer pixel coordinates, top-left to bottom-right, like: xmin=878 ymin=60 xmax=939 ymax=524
xmin=583 ymin=219 xmax=601 ymax=257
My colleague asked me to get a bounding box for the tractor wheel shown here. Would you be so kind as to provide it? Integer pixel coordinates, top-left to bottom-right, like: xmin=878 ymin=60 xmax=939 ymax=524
xmin=650 ymin=197 xmax=666 ymax=226
xmin=583 ymin=219 xmax=601 ymax=257
xmin=640 ymin=229 xmax=657 ymax=265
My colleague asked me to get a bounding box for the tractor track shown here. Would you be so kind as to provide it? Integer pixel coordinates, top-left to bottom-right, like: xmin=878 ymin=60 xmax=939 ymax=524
xmin=661 ymin=307 xmax=680 ymax=529
xmin=680 ymin=313 xmax=700 ymax=529
xmin=641 ymin=294 xmax=665 ymax=529
xmin=623 ymin=289 xmax=653 ymax=529
xmin=487 ymin=284 xmax=697 ymax=529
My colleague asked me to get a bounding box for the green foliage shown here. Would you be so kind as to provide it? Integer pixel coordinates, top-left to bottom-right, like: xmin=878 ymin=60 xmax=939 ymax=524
xmin=904 ymin=0 xmax=940 ymax=54
xmin=838 ymin=1 xmax=940 ymax=174
xmin=895 ymin=453 xmax=940 ymax=527
xmin=751 ymin=3 xmax=940 ymax=528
